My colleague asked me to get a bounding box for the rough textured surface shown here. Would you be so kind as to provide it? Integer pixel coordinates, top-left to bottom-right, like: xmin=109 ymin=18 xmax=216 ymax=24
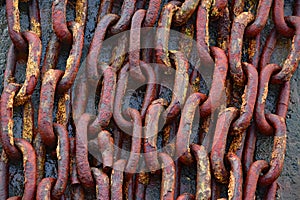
xmin=0 ymin=0 xmax=299 ymax=199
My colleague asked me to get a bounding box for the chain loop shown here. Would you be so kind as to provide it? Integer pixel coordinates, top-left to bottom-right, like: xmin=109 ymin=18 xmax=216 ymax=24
xmin=88 ymin=65 xmax=116 ymax=136
xmin=175 ymin=92 xmax=207 ymax=165
xmin=210 ymin=107 xmax=239 ymax=184
xmin=273 ymin=0 xmax=295 ymax=37
xmin=36 ymin=123 xmax=70 ymax=199
xmin=271 ymin=16 xmax=300 ymax=83
xmin=196 ymin=0 xmax=213 ymax=66
xmin=113 ymin=62 xmax=156 ymax=131
xmin=56 ymin=21 xmax=85 ymax=94
xmin=231 ymin=63 xmax=258 ymax=136
xmin=244 ymin=160 xmax=269 ymax=199
xmin=199 ymin=47 xmax=228 ymax=118
xmin=258 ymin=114 xmax=287 ymax=186
xmin=13 ymin=138 xmax=37 ymax=200
xmin=163 ymin=51 xmax=190 ymax=123
xmin=14 ymin=31 xmax=41 ymax=106
xmin=51 ymin=123 xmax=70 ymax=199
xmin=0 ymin=83 xmax=21 ymax=160
xmin=38 ymin=69 xmax=64 ymax=148
xmin=255 ymin=64 xmax=290 ymax=136
xmin=144 ymin=99 xmax=167 ymax=172
xmin=129 ymin=9 xmax=147 ymax=82
xmin=229 ymin=12 xmax=254 ymax=85
xmin=155 ymin=1 xmax=181 ymax=67
xmin=75 ymin=113 xmax=96 ymax=190
xmin=6 ymin=0 xmax=27 ymax=52
xmin=86 ymin=14 xmax=119 ymax=86
xmin=52 ymin=0 xmax=73 ymax=45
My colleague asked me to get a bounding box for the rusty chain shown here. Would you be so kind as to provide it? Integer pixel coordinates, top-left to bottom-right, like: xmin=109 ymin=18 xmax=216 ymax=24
xmin=0 ymin=0 xmax=299 ymax=199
